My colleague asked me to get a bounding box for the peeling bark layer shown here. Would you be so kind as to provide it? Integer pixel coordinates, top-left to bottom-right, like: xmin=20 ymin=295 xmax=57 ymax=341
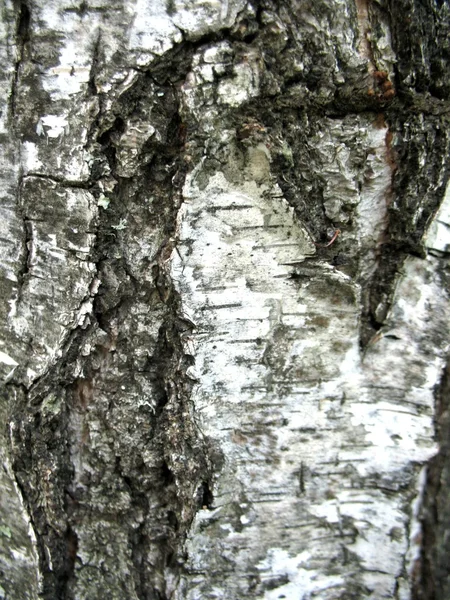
xmin=0 ymin=1 xmax=450 ymax=599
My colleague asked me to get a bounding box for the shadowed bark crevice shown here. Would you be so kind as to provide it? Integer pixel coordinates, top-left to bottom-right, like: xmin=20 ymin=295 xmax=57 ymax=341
xmin=9 ymin=0 xmax=31 ymax=119
xmin=8 ymin=381 xmax=76 ymax=599
xmin=413 ymin=356 xmax=450 ymax=600
xmin=5 ymin=37 xmax=222 ymax=598
xmin=360 ymin=112 xmax=450 ymax=347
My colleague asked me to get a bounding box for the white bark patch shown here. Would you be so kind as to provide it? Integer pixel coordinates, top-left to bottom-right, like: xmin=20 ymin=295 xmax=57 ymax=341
xmin=356 ymin=123 xmax=392 ymax=275
xmin=0 ymin=448 xmax=41 ymax=599
xmin=0 ymin=351 xmax=19 ymax=366
xmin=425 ymin=178 xmax=450 ymax=254
xmin=38 ymin=6 xmax=102 ymax=100
xmin=39 ymin=115 xmax=68 ymax=139
xmin=217 ymin=56 xmax=261 ymax=106
xmin=21 ymin=142 xmax=43 ymax=172
xmin=7 ymin=181 xmax=98 ymax=386
xmin=129 ymin=0 xmax=245 ymax=65
xmin=173 ymin=143 xmax=450 ymax=597
xmin=182 ymin=41 xmax=261 ymax=124
xmin=256 ymin=548 xmax=344 ymax=600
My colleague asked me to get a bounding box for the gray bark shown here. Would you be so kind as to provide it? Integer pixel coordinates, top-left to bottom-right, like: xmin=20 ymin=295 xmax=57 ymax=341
xmin=0 ymin=0 xmax=450 ymax=599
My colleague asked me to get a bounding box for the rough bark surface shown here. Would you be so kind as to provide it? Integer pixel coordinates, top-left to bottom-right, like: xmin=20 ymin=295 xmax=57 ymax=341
xmin=0 ymin=1 xmax=449 ymax=599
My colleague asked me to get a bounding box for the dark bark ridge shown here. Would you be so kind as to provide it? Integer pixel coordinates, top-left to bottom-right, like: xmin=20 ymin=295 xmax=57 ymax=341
xmin=6 ymin=27 xmax=222 ymax=600
xmin=415 ymin=355 xmax=450 ymax=600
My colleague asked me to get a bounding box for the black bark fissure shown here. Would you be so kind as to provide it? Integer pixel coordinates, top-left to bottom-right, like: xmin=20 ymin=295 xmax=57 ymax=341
xmin=15 ymin=200 xmax=32 ymax=307
xmin=359 ymin=112 xmax=450 ymax=347
xmin=87 ymin=31 xmax=102 ymax=96
xmin=7 ymin=39 xmax=220 ymax=599
xmin=84 ymin=52 xmax=219 ymax=597
xmin=413 ymin=354 xmax=450 ymax=600
xmin=8 ymin=381 xmax=75 ymax=599
xmin=9 ymin=1 xmax=30 ymax=119
xmin=237 ymin=0 xmax=450 ymax=350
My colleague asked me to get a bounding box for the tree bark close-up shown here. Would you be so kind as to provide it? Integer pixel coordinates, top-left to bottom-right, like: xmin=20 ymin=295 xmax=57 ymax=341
xmin=1 ymin=0 xmax=450 ymax=598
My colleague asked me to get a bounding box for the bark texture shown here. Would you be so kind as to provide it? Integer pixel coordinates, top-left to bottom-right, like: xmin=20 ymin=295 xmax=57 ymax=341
xmin=0 ymin=1 xmax=450 ymax=599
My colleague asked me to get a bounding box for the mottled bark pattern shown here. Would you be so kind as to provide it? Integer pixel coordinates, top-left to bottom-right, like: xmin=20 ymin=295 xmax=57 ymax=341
xmin=0 ymin=1 xmax=449 ymax=599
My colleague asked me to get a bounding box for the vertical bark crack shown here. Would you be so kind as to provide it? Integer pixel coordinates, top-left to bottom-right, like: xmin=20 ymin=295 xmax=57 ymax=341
xmin=413 ymin=356 xmax=450 ymax=600
xmin=9 ymin=1 xmax=30 ymax=119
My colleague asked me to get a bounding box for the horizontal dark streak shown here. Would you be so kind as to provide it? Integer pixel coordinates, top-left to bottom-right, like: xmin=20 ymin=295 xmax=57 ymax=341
xmin=206 ymin=205 xmax=255 ymax=211
xmin=233 ymin=224 xmax=286 ymax=230
xmin=201 ymin=303 xmax=242 ymax=310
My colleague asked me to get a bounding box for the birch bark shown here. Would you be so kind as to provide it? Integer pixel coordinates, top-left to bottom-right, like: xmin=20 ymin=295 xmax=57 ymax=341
xmin=0 ymin=1 xmax=449 ymax=599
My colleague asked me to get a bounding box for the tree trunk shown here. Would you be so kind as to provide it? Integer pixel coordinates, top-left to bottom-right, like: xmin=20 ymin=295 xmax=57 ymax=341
xmin=1 ymin=0 xmax=450 ymax=598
